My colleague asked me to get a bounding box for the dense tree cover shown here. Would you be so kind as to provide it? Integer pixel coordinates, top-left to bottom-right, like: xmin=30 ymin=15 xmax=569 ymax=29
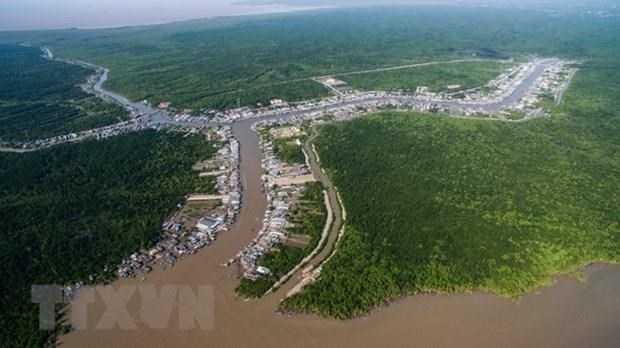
xmin=194 ymin=175 xmax=218 ymax=194
xmin=0 ymin=45 xmax=128 ymax=141
xmin=281 ymin=52 xmax=620 ymax=317
xmin=1 ymin=7 xmax=616 ymax=110
xmin=273 ymin=137 xmax=305 ymax=165
xmin=236 ymin=182 xmax=326 ymax=298
xmin=342 ymin=61 xmax=511 ymax=93
xmin=0 ymin=131 xmax=215 ymax=347
xmin=236 ymin=246 xmax=306 ymax=299
xmin=506 ymin=110 xmax=526 ymax=120
xmin=194 ymin=80 xmax=329 ymax=110
xmin=0 ymin=2 xmax=617 ymax=329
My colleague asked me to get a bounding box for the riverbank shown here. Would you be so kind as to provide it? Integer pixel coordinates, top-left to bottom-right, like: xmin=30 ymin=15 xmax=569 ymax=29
xmin=4 ymin=45 xmax=615 ymax=347
xmin=62 ymin=249 xmax=620 ymax=348
xmin=234 ymin=123 xmax=339 ymax=299
xmin=1 ymin=46 xmax=573 ymax=154
xmin=60 ymin=116 xmax=620 ymax=348
xmin=272 ymin=129 xmax=345 ymax=298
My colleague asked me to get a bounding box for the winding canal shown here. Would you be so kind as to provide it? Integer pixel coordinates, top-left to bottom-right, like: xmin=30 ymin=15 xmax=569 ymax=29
xmin=24 ymin=52 xmax=620 ymax=348
xmin=62 ymin=117 xmax=620 ymax=348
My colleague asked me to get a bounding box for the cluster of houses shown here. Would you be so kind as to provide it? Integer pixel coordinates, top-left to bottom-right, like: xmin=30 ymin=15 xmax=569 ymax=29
xmin=207 ymin=126 xmax=242 ymax=222
xmin=501 ymin=59 xmax=577 ymax=119
xmin=115 ymin=127 xmax=241 ymax=279
xmin=114 ymin=218 xmax=184 ymax=279
xmin=235 ymin=125 xmax=315 ymax=281
xmin=164 ymin=98 xmax=290 ymax=125
xmin=115 ymin=212 xmax=224 ymax=279
xmin=160 ymin=58 xmax=576 ymax=128
xmin=1 ymin=116 xmax=153 ymax=151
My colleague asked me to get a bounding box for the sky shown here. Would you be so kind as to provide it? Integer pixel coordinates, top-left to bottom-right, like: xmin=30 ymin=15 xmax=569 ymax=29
xmin=1 ymin=0 xmax=617 ymax=31
xmin=0 ymin=0 xmax=314 ymax=31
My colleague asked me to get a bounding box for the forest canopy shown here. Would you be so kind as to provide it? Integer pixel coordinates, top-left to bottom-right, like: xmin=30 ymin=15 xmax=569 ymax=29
xmin=282 ymin=55 xmax=620 ymax=317
xmin=0 ymin=44 xmax=128 ymax=142
xmin=0 ymin=131 xmax=215 ymax=347
xmin=1 ymin=7 xmax=613 ymax=110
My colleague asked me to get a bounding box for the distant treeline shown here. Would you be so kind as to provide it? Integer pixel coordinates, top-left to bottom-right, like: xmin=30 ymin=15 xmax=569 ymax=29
xmin=0 ymin=44 xmax=127 ymax=142
xmin=0 ymin=7 xmax=611 ymax=110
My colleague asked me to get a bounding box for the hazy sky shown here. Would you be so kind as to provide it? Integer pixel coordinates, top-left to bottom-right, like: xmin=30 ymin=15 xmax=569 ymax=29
xmin=0 ymin=0 xmax=312 ymax=31
xmin=1 ymin=0 xmax=617 ymax=31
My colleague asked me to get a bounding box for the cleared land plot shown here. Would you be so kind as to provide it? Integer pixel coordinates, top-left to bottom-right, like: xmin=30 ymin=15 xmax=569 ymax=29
xmin=187 ymin=194 xmax=228 ymax=202
xmin=285 ymin=234 xmax=312 ymax=248
xmin=341 ymin=61 xmax=511 ymax=93
xmin=270 ymin=126 xmax=302 ymax=139
xmin=275 ymin=174 xmax=316 ymax=186
xmin=174 ymin=200 xmax=224 ymax=231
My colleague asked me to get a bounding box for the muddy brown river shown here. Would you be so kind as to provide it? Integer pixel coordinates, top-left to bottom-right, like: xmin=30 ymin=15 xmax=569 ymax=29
xmin=62 ymin=120 xmax=620 ymax=348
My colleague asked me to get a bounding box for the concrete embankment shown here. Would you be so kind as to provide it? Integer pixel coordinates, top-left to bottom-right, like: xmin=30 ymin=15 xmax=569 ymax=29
xmin=0 ymin=146 xmax=36 ymax=153
xmin=265 ymin=189 xmax=334 ymax=295
xmin=267 ymin=131 xmax=346 ymax=298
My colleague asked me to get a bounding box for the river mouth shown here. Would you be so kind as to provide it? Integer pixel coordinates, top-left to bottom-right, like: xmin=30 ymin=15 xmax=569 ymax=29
xmin=61 ymin=119 xmax=620 ymax=348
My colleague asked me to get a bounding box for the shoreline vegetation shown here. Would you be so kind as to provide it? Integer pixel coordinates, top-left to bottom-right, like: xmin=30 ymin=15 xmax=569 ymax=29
xmin=280 ymin=51 xmax=620 ymax=317
xmin=0 ymin=5 xmax=618 ymax=346
xmin=0 ymin=131 xmax=216 ymax=347
xmin=279 ymin=263 xmax=608 ymax=322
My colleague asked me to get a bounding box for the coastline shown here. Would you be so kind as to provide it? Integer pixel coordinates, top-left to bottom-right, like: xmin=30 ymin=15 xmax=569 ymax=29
xmin=2 ymin=46 xmax=616 ymax=348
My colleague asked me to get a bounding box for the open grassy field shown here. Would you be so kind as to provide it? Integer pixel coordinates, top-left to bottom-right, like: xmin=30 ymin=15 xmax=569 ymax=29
xmin=341 ymin=61 xmax=511 ymax=93
xmin=0 ymin=6 xmax=609 ymax=110
xmin=281 ymin=51 xmax=620 ymax=318
xmin=0 ymin=131 xmax=215 ymax=347
xmin=0 ymin=45 xmax=128 ymax=142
